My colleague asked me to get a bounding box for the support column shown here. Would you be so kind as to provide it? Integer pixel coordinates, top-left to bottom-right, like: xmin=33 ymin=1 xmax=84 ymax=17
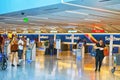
xmin=109 ymin=34 xmax=113 ymax=68
xmin=38 ymin=33 xmax=40 ymax=42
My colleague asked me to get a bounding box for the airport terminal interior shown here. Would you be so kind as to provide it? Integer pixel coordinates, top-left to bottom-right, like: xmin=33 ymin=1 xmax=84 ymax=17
xmin=0 ymin=0 xmax=120 ymax=80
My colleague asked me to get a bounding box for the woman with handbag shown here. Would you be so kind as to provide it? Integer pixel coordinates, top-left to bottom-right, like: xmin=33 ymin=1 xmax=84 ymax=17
xmin=10 ymin=36 xmax=20 ymax=67
xmin=94 ymin=39 xmax=105 ymax=72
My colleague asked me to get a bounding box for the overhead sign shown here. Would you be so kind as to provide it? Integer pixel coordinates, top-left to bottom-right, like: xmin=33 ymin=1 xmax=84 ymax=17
xmin=92 ymin=29 xmax=105 ymax=33
xmin=68 ymin=30 xmax=77 ymax=33
xmin=56 ymin=34 xmax=72 ymax=42
xmin=40 ymin=34 xmax=54 ymax=41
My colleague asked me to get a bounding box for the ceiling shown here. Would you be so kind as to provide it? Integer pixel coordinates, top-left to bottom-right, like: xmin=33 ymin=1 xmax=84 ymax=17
xmin=0 ymin=0 xmax=120 ymax=33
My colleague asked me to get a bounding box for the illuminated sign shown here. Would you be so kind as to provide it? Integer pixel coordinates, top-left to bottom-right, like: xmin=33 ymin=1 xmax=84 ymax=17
xmin=92 ymin=30 xmax=105 ymax=33
xmin=105 ymin=36 xmax=120 ymax=41
xmin=40 ymin=36 xmax=49 ymax=39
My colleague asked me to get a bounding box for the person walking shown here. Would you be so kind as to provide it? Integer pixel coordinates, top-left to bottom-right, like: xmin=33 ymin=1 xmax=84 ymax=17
xmin=94 ymin=39 xmax=105 ymax=72
xmin=18 ymin=36 xmax=24 ymax=65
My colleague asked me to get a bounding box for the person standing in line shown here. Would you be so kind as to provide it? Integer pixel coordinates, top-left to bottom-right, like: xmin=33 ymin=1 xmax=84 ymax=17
xmin=94 ymin=39 xmax=105 ymax=72
xmin=77 ymin=38 xmax=82 ymax=44
xmin=10 ymin=36 xmax=19 ymax=67
xmin=23 ymin=36 xmax=27 ymax=60
xmin=49 ymin=37 xmax=54 ymax=55
xmin=18 ymin=36 xmax=24 ymax=65
xmin=0 ymin=34 xmax=4 ymax=53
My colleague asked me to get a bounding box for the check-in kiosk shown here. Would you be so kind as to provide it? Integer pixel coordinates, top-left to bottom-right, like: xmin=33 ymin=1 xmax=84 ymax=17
xmin=56 ymin=39 xmax=61 ymax=59
xmin=76 ymin=42 xmax=84 ymax=60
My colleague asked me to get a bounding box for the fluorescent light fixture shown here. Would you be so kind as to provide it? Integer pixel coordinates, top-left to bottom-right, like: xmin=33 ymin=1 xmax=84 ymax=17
xmin=65 ymin=10 xmax=89 ymax=15
xmin=68 ymin=23 xmax=78 ymax=25
xmin=84 ymin=19 xmax=101 ymax=22
xmin=27 ymin=16 xmax=48 ymax=20
xmin=29 ymin=23 xmax=44 ymax=26
xmin=4 ymin=19 xmax=23 ymax=21
xmin=23 ymin=30 xmax=28 ymax=33
xmin=64 ymin=26 xmax=77 ymax=29
xmin=61 ymin=0 xmax=120 ymax=15
xmin=68 ymin=30 xmax=77 ymax=33
xmin=50 ymin=30 xmax=58 ymax=33
xmin=35 ymin=31 xmax=41 ymax=33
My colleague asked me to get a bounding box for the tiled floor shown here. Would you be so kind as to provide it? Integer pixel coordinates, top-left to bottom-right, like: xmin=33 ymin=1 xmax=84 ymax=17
xmin=0 ymin=52 xmax=120 ymax=80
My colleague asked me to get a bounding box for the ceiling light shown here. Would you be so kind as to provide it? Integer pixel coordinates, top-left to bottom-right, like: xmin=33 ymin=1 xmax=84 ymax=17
xmin=68 ymin=30 xmax=77 ymax=33
xmin=29 ymin=23 xmax=44 ymax=25
xmin=35 ymin=31 xmax=41 ymax=33
xmin=50 ymin=30 xmax=57 ymax=33
xmin=23 ymin=31 xmax=28 ymax=33
xmin=63 ymin=26 xmax=77 ymax=28
xmin=84 ymin=19 xmax=101 ymax=22
xmin=68 ymin=23 xmax=78 ymax=25
xmin=4 ymin=19 xmax=23 ymax=21
xmin=62 ymin=0 xmax=120 ymax=15
xmin=65 ymin=10 xmax=89 ymax=15
xmin=27 ymin=16 xmax=48 ymax=20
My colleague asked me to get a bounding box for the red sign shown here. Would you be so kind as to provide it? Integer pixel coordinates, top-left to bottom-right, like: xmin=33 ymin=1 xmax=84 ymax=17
xmin=92 ymin=30 xmax=105 ymax=33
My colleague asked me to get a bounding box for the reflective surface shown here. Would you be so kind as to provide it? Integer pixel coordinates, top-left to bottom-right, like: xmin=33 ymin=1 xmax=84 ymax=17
xmin=0 ymin=54 xmax=120 ymax=80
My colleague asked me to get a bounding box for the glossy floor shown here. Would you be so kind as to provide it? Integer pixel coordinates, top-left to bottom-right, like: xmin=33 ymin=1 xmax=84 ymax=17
xmin=0 ymin=54 xmax=120 ymax=80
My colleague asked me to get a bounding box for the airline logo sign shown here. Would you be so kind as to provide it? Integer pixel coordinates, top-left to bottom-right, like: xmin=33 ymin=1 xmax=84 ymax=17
xmin=65 ymin=36 xmax=79 ymax=40
xmin=92 ymin=30 xmax=105 ymax=33
xmin=105 ymin=36 xmax=120 ymax=41
xmin=40 ymin=36 xmax=49 ymax=39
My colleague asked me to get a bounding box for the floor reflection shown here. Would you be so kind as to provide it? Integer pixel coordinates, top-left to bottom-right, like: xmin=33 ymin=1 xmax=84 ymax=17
xmin=0 ymin=55 xmax=120 ymax=80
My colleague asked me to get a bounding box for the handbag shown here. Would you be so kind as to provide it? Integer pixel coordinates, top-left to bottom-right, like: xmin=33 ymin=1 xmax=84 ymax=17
xmin=104 ymin=47 xmax=109 ymax=56
xmin=11 ymin=44 xmax=18 ymax=51
xmin=90 ymin=48 xmax=96 ymax=57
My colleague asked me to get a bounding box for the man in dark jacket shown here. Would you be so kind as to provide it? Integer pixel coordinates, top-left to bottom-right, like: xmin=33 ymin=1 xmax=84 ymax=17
xmin=0 ymin=34 xmax=4 ymax=53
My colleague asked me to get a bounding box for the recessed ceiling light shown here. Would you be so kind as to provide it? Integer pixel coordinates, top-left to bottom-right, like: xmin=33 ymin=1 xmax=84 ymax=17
xmin=65 ymin=10 xmax=89 ymax=15
xmin=50 ymin=30 xmax=57 ymax=33
xmin=68 ymin=30 xmax=77 ymax=33
xmin=84 ymin=19 xmax=101 ymax=22
xmin=27 ymin=16 xmax=48 ymax=20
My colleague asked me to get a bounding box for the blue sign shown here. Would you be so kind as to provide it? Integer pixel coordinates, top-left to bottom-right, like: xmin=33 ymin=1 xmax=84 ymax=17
xmin=40 ymin=34 xmax=54 ymax=41
xmin=18 ymin=34 xmax=38 ymax=40
xmin=56 ymin=34 xmax=72 ymax=42
xmin=74 ymin=34 xmax=110 ymax=43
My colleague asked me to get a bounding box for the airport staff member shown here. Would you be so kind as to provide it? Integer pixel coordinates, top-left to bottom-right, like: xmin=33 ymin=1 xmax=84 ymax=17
xmin=94 ymin=39 xmax=105 ymax=72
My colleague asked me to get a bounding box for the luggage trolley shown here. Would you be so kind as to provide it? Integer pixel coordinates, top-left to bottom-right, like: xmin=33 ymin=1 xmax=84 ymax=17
xmin=111 ymin=54 xmax=120 ymax=73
